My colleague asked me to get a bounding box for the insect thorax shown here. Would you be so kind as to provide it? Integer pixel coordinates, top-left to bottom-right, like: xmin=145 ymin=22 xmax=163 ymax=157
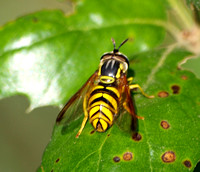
xmin=99 ymin=51 xmax=129 ymax=85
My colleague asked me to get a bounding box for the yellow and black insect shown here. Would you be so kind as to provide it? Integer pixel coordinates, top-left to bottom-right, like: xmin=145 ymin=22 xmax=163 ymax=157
xmin=56 ymin=38 xmax=153 ymax=138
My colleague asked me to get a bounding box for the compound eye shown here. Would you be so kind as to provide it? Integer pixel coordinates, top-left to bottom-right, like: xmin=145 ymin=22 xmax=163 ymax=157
xmin=100 ymin=53 xmax=110 ymax=60
xmin=100 ymin=55 xmax=104 ymax=60
xmin=121 ymin=62 xmax=128 ymax=72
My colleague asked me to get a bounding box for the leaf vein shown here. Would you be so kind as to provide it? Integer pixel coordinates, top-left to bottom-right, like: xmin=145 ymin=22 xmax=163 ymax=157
xmin=142 ymin=44 xmax=177 ymax=171
xmin=72 ymin=150 xmax=98 ymax=171
xmin=96 ymin=129 xmax=112 ymax=172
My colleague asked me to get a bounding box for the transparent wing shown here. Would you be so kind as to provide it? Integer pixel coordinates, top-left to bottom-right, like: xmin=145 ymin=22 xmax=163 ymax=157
xmin=56 ymin=71 xmax=98 ymax=126
xmin=115 ymin=75 xmax=138 ymax=133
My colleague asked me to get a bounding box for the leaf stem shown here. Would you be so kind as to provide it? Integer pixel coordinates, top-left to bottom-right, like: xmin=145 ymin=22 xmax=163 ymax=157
xmin=167 ymin=0 xmax=195 ymax=29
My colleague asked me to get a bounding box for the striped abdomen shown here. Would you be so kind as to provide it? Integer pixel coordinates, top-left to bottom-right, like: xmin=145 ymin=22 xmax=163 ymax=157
xmin=88 ymin=85 xmax=120 ymax=132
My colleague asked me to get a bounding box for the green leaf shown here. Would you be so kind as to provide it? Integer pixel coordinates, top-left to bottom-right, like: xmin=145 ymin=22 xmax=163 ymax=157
xmin=181 ymin=56 xmax=200 ymax=79
xmin=39 ymin=48 xmax=200 ymax=171
xmin=0 ymin=0 xmax=166 ymax=109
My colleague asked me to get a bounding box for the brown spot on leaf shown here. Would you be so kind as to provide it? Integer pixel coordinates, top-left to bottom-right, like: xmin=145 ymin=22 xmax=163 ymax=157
xmin=181 ymin=75 xmax=188 ymax=80
xmin=123 ymin=152 xmax=133 ymax=161
xmin=158 ymin=91 xmax=169 ymax=98
xmin=171 ymin=85 xmax=180 ymax=94
xmin=113 ymin=156 xmax=120 ymax=162
xmin=161 ymin=121 xmax=170 ymax=129
xmin=183 ymin=160 xmax=192 ymax=168
xmin=132 ymin=133 xmax=142 ymax=141
xmin=162 ymin=151 xmax=176 ymax=163
xmin=107 ymin=134 xmax=110 ymax=137
xmin=32 ymin=17 xmax=38 ymax=23
xmin=90 ymin=130 xmax=95 ymax=134
xmin=56 ymin=158 xmax=60 ymax=163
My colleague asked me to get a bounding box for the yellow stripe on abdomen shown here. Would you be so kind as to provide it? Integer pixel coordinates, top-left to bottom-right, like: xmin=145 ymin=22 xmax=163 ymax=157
xmin=91 ymin=118 xmax=109 ymax=132
xmin=89 ymin=101 xmax=116 ymax=113
xmin=88 ymin=93 xmax=103 ymax=105
xmin=88 ymin=84 xmax=120 ymax=132
xmin=106 ymin=87 xmax=120 ymax=98
xmin=100 ymin=106 xmax=113 ymax=123
xmin=103 ymin=93 xmax=118 ymax=110
xmin=89 ymin=106 xmax=113 ymax=125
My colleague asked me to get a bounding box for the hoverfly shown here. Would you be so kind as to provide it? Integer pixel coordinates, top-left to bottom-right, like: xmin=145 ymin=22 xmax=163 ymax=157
xmin=56 ymin=38 xmax=154 ymax=138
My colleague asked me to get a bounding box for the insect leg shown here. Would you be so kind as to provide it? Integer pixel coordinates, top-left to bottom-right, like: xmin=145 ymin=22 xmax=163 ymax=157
xmin=76 ymin=95 xmax=89 ymax=138
xmin=129 ymin=84 xmax=154 ymax=98
xmin=123 ymin=102 xmax=144 ymax=120
xmin=127 ymin=77 xmax=134 ymax=84
xmin=122 ymin=81 xmax=142 ymax=132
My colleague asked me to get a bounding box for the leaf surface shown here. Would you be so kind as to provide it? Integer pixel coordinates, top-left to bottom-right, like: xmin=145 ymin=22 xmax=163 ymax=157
xmin=39 ymin=48 xmax=200 ymax=172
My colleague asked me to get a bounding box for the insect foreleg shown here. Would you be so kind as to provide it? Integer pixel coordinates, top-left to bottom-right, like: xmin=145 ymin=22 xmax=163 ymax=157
xmin=127 ymin=77 xmax=134 ymax=84
xmin=129 ymin=84 xmax=154 ymax=98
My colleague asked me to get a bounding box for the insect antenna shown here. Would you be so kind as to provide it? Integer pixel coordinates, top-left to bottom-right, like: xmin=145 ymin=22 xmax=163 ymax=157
xmin=111 ymin=38 xmax=129 ymax=53
xmin=111 ymin=38 xmax=116 ymax=50
xmin=118 ymin=38 xmax=129 ymax=50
